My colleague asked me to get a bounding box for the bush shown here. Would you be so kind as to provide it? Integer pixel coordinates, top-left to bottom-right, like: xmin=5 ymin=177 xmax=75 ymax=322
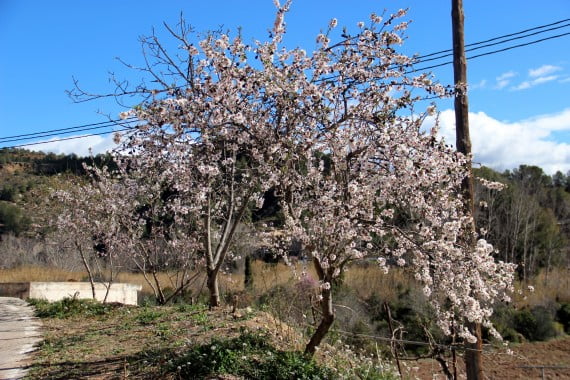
xmin=0 ymin=201 xmax=30 ymax=236
xmin=256 ymin=283 xmax=313 ymax=327
xmin=366 ymin=287 xmax=444 ymax=354
xmin=0 ymin=185 xmax=17 ymax=202
xmin=169 ymin=331 xmax=333 ymax=379
xmin=556 ymin=303 xmax=570 ymax=333
xmin=29 ymin=297 xmax=115 ymax=319
xmin=512 ymin=306 xmax=559 ymax=341
xmin=489 ymin=303 xmax=523 ymax=343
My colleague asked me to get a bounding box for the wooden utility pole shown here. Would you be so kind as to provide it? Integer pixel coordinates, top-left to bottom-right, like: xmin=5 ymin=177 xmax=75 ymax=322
xmin=451 ymin=0 xmax=483 ymax=379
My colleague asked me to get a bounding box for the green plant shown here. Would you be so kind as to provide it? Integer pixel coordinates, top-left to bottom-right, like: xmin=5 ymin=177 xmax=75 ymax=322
xmin=169 ymin=331 xmax=333 ymax=379
xmin=135 ymin=308 xmax=164 ymax=325
xmin=557 ymin=303 xmax=570 ymax=333
xmin=512 ymin=306 xmax=559 ymax=341
xmin=29 ymin=298 xmax=114 ymax=319
xmin=0 ymin=201 xmax=30 ymax=236
xmin=176 ymin=302 xmax=207 ymax=314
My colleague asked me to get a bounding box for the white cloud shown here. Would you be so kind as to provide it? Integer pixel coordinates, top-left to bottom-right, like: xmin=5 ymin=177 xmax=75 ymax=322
xmin=513 ymin=75 xmax=559 ymax=91
xmin=529 ymin=64 xmax=562 ymax=78
xmin=26 ymin=133 xmax=119 ymax=157
xmin=24 ymin=108 xmax=570 ymax=175
xmin=435 ymin=108 xmax=570 ymax=174
xmin=495 ymin=71 xmax=517 ymax=89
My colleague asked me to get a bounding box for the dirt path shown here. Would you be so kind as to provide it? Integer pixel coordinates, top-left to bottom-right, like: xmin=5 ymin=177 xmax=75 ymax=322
xmin=0 ymin=297 xmax=42 ymax=380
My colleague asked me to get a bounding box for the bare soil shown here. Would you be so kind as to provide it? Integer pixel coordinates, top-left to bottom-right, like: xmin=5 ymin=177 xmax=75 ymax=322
xmin=411 ymin=336 xmax=570 ymax=380
xmin=28 ymin=305 xmax=301 ymax=379
xmin=27 ymin=302 xmax=570 ymax=379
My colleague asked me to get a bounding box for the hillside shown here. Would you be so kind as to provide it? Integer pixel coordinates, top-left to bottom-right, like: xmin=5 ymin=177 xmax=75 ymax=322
xmin=26 ymin=298 xmax=570 ymax=379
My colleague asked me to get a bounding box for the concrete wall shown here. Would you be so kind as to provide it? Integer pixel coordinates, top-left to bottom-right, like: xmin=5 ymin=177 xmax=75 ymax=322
xmin=0 ymin=282 xmax=142 ymax=305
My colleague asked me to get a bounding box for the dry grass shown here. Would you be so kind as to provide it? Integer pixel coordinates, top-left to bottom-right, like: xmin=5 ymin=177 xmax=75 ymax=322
xmin=513 ymin=267 xmax=570 ymax=307
xmin=0 ymin=263 xmax=302 ymax=301
xmin=4 ymin=262 xmax=569 ymax=309
xmin=344 ymin=264 xmax=411 ymax=302
xmin=0 ymin=266 xmax=86 ymax=282
xmin=250 ymin=260 xmax=316 ymax=292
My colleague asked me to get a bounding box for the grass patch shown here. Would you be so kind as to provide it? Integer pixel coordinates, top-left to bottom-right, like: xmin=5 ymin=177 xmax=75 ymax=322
xmin=28 ymin=297 xmax=116 ymax=319
xmin=168 ymin=331 xmax=333 ymax=380
xmin=135 ymin=307 xmax=165 ymax=325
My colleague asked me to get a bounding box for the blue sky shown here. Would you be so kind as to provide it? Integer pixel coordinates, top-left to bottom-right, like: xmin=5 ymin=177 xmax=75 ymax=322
xmin=1 ymin=1 xmax=569 ymax=173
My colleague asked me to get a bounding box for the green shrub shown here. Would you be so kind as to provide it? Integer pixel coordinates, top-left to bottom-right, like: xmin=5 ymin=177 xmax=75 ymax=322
xmin=136 ymin=308 xmax=164 ymax=325
xmin=0 ymin=185 xmax=17 ymax=202
xmin=512 ymin=309 xmax=535 ymax=340
xmin=489 ymin=303 xmax=523 ymax=343
xmin=512 ymin=306 xmax=559 ymax=341
xmin=29 ymin=298 xmax=114 ymax=319
xmin=169 ymin=331 xmax=333 ymax=379
xmin=366 ymin=287 xmax=444 ymax=354
xmin=0 ymin=201 xmax=30 ymax=236
xmin=556 ymin=303 xmax=570 ymax=333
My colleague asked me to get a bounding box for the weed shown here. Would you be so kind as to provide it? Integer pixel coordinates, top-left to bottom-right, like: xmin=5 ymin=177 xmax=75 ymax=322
xmin=168 ymin=331 xmax=333 ymax=379
xmin=155 ymin=322 xmax=174 ymax=339
xmin=39 ymin=337 xmax=66 ymax=355
xmin=135 ymin=308 xmax=164 ymax=325
xmin=190 ymin=311 xmax=208 ymax=325
xmin=29 ymin=297 xmax=114 ymax=319
xmin=176 ymin=302 xmax=207 ymax=314
xmin=557 ymin=303 xmax=570 ymax=333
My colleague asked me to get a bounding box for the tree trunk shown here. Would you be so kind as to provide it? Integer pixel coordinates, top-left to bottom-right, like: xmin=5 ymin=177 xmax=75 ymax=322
xmin=304 ymin=286 xmax=334 ymax=356
xmin=207 ymin=267 xmax=220 ymax=308
xmin=464 ymin=322 xmax=482 ymax=380
xmin=76 ymin=243 xmax=96 ymax=299
xmin=244 ymin=254 xmax=253 ymax=289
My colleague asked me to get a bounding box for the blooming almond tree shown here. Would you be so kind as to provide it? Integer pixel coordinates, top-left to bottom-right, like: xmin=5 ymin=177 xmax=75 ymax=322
xmin=255 ymin=7 xmax=515 ymax=354
xmin=102 ymin=156 xmax=202 ymax=305
xmin=57 ymin=158 xmax=202 ymax=305
xmin=55 ymin=166 xmax=131 ymax=302
xmin=112 ymin=11 xmax=296 ymax=307
xmin=73 ymin=1 xmax=515 ymax=354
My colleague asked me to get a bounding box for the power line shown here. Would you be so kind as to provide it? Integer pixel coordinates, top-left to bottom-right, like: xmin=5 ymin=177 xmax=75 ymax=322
xmin=417 ymin=17 xmax=570 ymax=60
xmin=3 ymin=128 xmax=134 ymax=150
xmin=0 ymin=117 xmax=137 ymax=142
xmin=312 ymin=19 xmax=570 ymax=83
xmin=408 ymin=31 xmax=570 ymax=74
xmin=415 ymin=22 xmax=570 ymax=65
xmin=0 ymin=119 xmax=137 ymax=144
xmin=1 ymin=18 xmax=569 ymax=150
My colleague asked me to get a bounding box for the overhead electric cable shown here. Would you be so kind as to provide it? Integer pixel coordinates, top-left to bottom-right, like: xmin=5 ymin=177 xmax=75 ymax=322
xmin=0 ymin=118 xmax=137 ymax=143
xmin=408 ymin=31 xmax=570 ymax=74
xmin=0 ymin=117 xmax=137 ymax=141
xmin=415 ymin=22 xmax=570 ymax=65
xmin=416 ymin=17 xmax=570 ymax=60
xmin=0 ymin=120 xmax=137 ymax=144
xmin=1 ymin=18 xmax=569 ymax=150
xmin=4 ymin=128 xmax=133 ymax=149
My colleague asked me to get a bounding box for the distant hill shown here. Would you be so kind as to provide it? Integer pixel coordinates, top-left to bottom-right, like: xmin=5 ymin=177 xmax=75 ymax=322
xmin=0 ymin=149 xmax=114 ymax=237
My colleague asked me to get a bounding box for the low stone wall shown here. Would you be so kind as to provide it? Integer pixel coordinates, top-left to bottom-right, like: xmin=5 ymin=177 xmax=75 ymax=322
xmin=0 ymin=282 xmax=142 ymax=305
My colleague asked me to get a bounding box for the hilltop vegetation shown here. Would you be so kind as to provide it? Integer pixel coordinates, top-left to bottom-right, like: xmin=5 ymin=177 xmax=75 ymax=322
xmin=0 ymin=149 xmax=113 ymax=237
